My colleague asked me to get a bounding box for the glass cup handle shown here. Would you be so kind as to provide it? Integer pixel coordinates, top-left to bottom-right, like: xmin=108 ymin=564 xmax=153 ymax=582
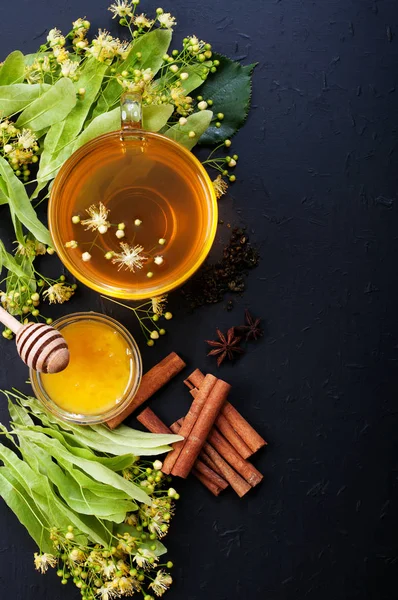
xmin=120 ymin=92 xmax=142 ymax=131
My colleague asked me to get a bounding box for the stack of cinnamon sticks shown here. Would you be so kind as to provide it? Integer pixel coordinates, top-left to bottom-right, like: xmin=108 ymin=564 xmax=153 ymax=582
xmin=137 ymin=366 xmax=267 ymax=497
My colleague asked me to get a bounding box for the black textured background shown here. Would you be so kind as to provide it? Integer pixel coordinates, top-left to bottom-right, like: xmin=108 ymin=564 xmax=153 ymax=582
xmin=0 ymin=1 xmax=398 ymax=599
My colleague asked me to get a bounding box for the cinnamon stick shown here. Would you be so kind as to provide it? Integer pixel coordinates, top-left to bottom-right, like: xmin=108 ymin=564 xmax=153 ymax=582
xmin=169 ymin=421 xmax=228 ymax=492
xmin=215 ymin=413 xmax=252 ymax=459
xmin=208 ymin=428 xmax=263 ymax=487
xmin=107 ymin=352 xmax=186 ymax=429
xmin=203 ymin=442 xmax=251 ymax=497
xmin=162 ymin=374 xmax=218 ymax=474
xmin=185 ymin=369 xmax=267 ymax=453
xmin=137 ymin=408 xmax=227 ymax=495
xmin=171 ymin=378 xmax=231 ymax=478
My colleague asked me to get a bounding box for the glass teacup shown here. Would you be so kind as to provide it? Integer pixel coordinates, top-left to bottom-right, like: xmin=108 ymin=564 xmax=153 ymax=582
xmin=48 ymin=94 xmax=218 ymax=300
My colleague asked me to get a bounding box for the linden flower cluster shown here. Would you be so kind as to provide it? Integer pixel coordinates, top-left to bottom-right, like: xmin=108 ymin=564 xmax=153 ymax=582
xmin=1 ymin=270 xmax=76 ymax=339
xmin=0 ymin=118 xmax=39 ymax=179
xmin=34 ymin=460 xmax=178 ymax=600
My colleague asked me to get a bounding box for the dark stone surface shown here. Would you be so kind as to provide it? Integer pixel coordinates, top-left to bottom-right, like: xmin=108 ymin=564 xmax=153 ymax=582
xmin=0 ymin=0 xmax=398 ymax=598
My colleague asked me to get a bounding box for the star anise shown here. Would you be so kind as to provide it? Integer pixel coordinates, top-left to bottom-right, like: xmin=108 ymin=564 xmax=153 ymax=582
xmin=206 ymin=327 xmax=244 ymax=366
xmin=235 ymin=309 xmax=263 ymax=341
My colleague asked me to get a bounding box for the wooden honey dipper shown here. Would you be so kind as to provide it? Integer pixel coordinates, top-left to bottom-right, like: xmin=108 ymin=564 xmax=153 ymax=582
xmin=0 ymin=305 xmax=69 ymax=374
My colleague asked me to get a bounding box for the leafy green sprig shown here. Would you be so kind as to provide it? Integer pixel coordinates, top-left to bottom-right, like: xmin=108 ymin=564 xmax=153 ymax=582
xmin=0 ymin=389 xmax=182 ymax=599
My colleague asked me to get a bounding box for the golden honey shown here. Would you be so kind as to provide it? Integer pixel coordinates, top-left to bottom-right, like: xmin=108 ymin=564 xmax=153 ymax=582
xmin=40 ymin=319 xmax=134 ymax=416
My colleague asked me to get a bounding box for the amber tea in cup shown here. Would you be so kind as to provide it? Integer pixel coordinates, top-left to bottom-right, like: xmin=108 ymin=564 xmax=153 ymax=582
xmin=49 ymin=94 xmax=217 ymax=300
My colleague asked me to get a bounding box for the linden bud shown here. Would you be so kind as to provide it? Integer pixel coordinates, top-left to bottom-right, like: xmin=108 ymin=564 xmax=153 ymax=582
xmin=169 ymin=64 xmax=178 ymax=73
xmin=168 ymin=487 xmax=177 ymax=497
xmin=198 ymin=100 xmax=208 ymax=110
xmin=224 ymin=139 xmax=232 ymax=147
xmin=147 ymin=271 xmax=154 ymax=278
xmin=118 ymin=222 xmax=126 ymax=230
xmin=65 ymin=240 xmax=78 ymax=249
xmin=180 ymin=72 xmax=189 ymax=80
xmin=150 ymin=330 xmax=159 ymax=340
xmin=47 ymin=247 xmax=55 ymax=255
xmin=134 ymin=218 xmax=142 ymax=226
xmin=179 ymin=117 xmax=187 ymax=125
xmin=164 ymin=311 xmax=173 ymax=320
xmin=31 ymin=293 xmax=40 ymax=302
xmin=81 ymin=252 xmax=92 ymax=262
xmin=147 ymin=339 xmax=155 ymax=346
xmin=154 ymin=255 xmax=164 ymax=265
xmin=98 ymin=224 xmax=108 ymax=234
xmin=159 ymin=328 xmax=166 ymax=335
xmin=229 ymin=158 xmax=237 ymax=167
xmin=78 ymin=88 xmax=86 ymax=96
xmin=153 ymin=460 xmax=163 ymax=470
xmin=71 ymin=215 xmax=80 ymax=224
xmin=115 ymin=229 xmax=125 ymax=239
xmin=158 ymin=238 xmax=166 ymax=245
xmin=188 ymin=131 xmax=196 ymax=138
xmin=104 ymin=252 xmax=114 ymax=260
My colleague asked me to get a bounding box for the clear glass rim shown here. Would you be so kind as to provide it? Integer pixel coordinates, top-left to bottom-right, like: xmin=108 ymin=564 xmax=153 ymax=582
xmin=30 ymin=311 xmax=142 ymax=425
xmin=48 ymin=129 xmax=218 ymax=300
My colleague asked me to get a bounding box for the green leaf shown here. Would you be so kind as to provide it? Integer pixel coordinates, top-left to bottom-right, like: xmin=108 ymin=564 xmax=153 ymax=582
xmin=164 ymin=110 xmax=213 ymax=150
xmin=28 ymin=443 xmax=136 ymax=521
xmin=0 ymin=51 xmax=25 ymax=85
xmin=59 ymin=460 xmax=135 ymax=502
xmin=0 ymin=83 xmax=51 ymax=118
xmin=114 ymin=523 xmax=167 ymax=557
xmin=143 ymin=104 xmax=174 ymax=132
xmin=0 ymin=239 xmax=28 ymax=278
xmin=197 ymin=55 xmax=256 ymax=145
xmin=16 ymin=78 xmax=76 ymax=132
xmin=0 ymin=176 xmax=7 ymax=205
xmin=92 ymin=29 xmax=172 ymax=118
xmin=72 ymin=107 xmax=119 ymax=153
xmin=37 ymin=58 xmax=108 ymax=184
xmin=20 ymin=430 xmax=152 ymax=505
xmin=0 ymin=468 xmax=53 ymax=553
xmin=0 ymin=156 xmax=51 ymax=245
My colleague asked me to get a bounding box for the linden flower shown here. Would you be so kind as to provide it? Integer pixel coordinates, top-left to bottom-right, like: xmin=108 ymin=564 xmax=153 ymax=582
xmin=47 ymin=28 xmax=65 ymax=47
xmin=151 ymin=295 xmax=167 ymax=316
xmin=112 ymin=243 xmax=148 ymax=272
xmin=33 ymin=553 xmax=57 ymax=574
xmin=150 ymin=570 xmax=173 ymax=596
xmin=212 ymin=175 xmax=228 ymax=199
xmin=17 ymin=129 xmax=36 ymax=150
xmin=134 ymin=13 xmax=154 ymax=28
xmin=87 ymin=30 xmax=120 ymax=62
xmin=60 ymin=59 xmax=79 ymax=78
xmin=157 ymin=12 xmax=176 ymax=29
xmin=108 ymin=0 xmax=134 ymax=19
xmin=133 ymin=547 xmax=157 ymax=569
xmin=43 ymin=283 xmax=75 ymax=305
xmin=97 ymin=583 xmax=118 ymax=600
xmin=81 ymin=202 xmax=110 ymax=233
xmin=101 ymin=560 xmax=117 ymax=580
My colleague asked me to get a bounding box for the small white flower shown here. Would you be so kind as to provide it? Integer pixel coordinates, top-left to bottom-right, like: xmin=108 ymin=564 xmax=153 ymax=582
xmin=149 ymin=570 xmax=173 ymax=596
xmin=17 ymin=129 xmax=37 ymax=150
xmin=134 ymin=13 xmax=154 ymax=28
xmin=47 ymin=28 xmax=65 ymax=47
xmin=151 ymin=295 xmax=167 ymax=316
xmin=81 ymin=202 xmax=110 ymax=233
xmin=154 ymin=255 xmax=164 ymax=266
xmin=133 ymin=547 xmax=157 ymax=569
xmin=212 ymin=174 xmax=228 ymax=199
xmin=157 ymin=12 xmax=176 ymax=29
xmin=108 ymin=1 xmax=134 ymax=19
xmin=101 ymin=560 xmax=117 ymax=580
xmin=82 ymin=252 xmax=92 ymax=262
xmin=33 ymin=553 xmax=57 ymax=574
xmin=65 ymin=240 xmax=78 ymax=249
xmin=60 ymin=59 xmax=79 ymax=78
xmin=112 ymin=243 xmax=148 ymax=272
xmin=43 ymin=283 xmax=74 ymax=305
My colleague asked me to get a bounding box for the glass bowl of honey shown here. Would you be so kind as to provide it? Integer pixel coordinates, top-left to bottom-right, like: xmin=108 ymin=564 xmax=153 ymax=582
xmin=48 ymin=95 xmax=218 ymax=301
xmin=30 ymin=312 xmax=142 ymax=424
